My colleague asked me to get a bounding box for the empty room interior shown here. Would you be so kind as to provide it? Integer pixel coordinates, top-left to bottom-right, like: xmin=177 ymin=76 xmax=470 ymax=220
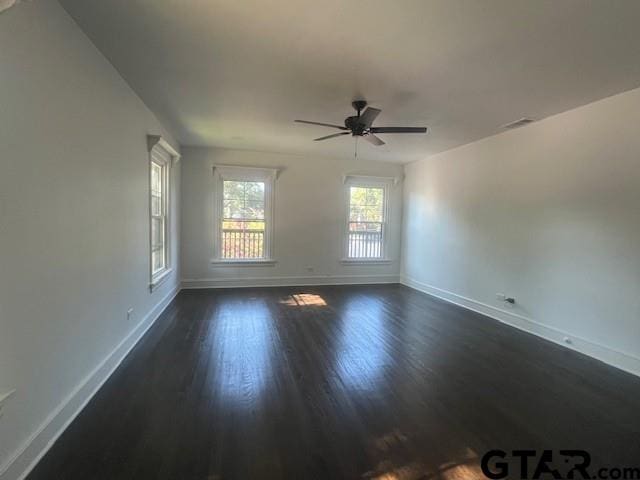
xmin=2 ymin=1 xmax=640 ymax=479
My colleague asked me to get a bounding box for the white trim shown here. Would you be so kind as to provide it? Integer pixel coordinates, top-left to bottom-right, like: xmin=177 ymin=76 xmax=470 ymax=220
xmin=343 ymin=174 xmax=402 ymax=186
xmin=212 ymin=165 xmax=278 ymax=262
xmin=213 ymin=164 xmax=280 ymax=179
xmin=146 ymin=135 xmax=181 ymax=163
xmin=182 ymin=274 xmax=400 ymax=289
xmin=0 ymin=285 xmax=182 ymax=480
xmin=401 ymin=275 xmax=640 ymax=378
xmin=149 ymin=267 xmax=173 ymax=291
xmin=148 ymin=137 xmax=175 ymax=290
xmin=210 ymin=259 xmax=277 ymax=266
xmin=340 ymin=259 xmax=392 ymax=266
xmin=342 ymin=177 xmax=392 ymax=261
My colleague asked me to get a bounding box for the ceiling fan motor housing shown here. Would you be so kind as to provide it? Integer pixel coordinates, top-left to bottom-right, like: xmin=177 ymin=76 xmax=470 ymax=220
xmin=346 ymin=100 xmax=370 ymax=135
xmin=345 ymin=116 xmax=367 ymax=135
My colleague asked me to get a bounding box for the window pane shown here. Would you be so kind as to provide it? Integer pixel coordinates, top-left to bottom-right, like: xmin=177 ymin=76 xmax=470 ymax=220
xmin=223 ymin=181 xmax=245 ymax=200
xmin=349 ymin=187 xmax=384 ymax=220
xmin=223 ymin=199 xmax=244 ymax=219
xmin=347 ymin=185 xmax=385 ymax=259
xmin=245 ymin=181 xmax=265 ymax=201
xmin=150 ymin=158 xmax=170 ymax=279
xmin=151 ymin=163 xmax=162 ymax=193
xmin=244 ymin=200 xmax=265 ymax=220
xmin=349 ymin=205 xmax=365 ymax=222
xmin=221 ymin=220 xmax=265 ymax=259
xmin=151 ymin=194 xmax=161 ymax=216
xmin=151 ymin=217 xmax=164 ymax=248
xmin=347 ymin=222 xmax=383 ymax=259
xmin=364 ymin=206 xmax=383 ymax=222
xmin=221 ymin=179 xmax=268 ymax=260
xmin=350 ymin=187 xmax=368 ymax=206
xmin=152 ymin=249 xmax=164 ymax=273
xmin=223 ymin=181 xmax=265 ymax=220
xmin=366 ymin=188 xmax=383 ymax=206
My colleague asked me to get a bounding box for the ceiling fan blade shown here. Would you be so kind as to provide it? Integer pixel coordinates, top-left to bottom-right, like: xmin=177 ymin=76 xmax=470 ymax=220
xmin=364 ymin=134 xmax=385 ymax=146
xmin=314 ymin=132 xmax=351 ymax=141
xmin=370 ymin=127 xmax=428 ymax=134
xmin=295 ymin=120 xmax=348 ymax=130
xmin=358 ymin=107 xmax=381 ymax=128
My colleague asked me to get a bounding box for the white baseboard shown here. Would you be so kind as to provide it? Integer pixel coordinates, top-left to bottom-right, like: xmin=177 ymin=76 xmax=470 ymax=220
xmin=401 ymin=276 xmax=640 ymax=378
xmin=182 ymin=274 xmax=400 ymax=289
xmin=0 ymin=285 xmax=182 ymax=480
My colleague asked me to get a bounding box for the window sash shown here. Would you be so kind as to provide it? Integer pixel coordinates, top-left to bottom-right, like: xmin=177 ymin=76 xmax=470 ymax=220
xmin=345 ymin=184 xmax=388 ymax=260
xmin=222 ymin=180 xmax=266 ymax=221
xmin=220 ymin=180 xmax=267 ymax=259
xmin=150 ymin=158 xmax=168 ymax=277
xmin=221 ymin=220 xmax=266 ymax=259
xmin=213 ymin=166 xmax=277 ymax=262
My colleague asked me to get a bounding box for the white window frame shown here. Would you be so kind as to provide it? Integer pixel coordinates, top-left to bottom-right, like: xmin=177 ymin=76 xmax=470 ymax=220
xmin=341 ymin=175 xmax=395 ymax=265
xmin=147 ymin=135 xmax=180 ymax=290
xmin=211 ymin=165 xmax=278 ymax=265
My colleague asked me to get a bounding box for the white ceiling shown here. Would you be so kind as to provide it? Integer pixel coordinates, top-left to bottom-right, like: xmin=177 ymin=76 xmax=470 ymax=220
xmin=60 ymin=0 xmax=640 ymax=163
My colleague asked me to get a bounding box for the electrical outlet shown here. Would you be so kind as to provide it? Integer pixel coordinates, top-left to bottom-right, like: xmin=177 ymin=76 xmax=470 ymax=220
xmin=0 ymin=389 xmax=16 ymax=419
xmin=497 ymin=293 xmax=516 ymax=305
xmin=127 ymin=308 xmax=134 ymax=321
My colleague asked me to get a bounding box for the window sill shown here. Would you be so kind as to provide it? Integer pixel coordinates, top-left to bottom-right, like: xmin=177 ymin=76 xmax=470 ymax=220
xmin=340 ymin=259 xmax=393 ymax=266
xmin=210 ymin=259 xmax=277 ymax=266
xmin=150 ymin=268 xmax=173 ymax=292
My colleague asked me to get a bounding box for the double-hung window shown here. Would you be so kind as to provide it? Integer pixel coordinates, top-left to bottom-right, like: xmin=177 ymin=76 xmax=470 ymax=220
xmin=344 ymin=177 xmax=390 ymax=260
xmin=213 ymin=166 xmax=277 ymax=262
xmin=150 ymin=158 xmax=168 ymax=275
xmin=148 ymin=135 xmax=179 ymax=290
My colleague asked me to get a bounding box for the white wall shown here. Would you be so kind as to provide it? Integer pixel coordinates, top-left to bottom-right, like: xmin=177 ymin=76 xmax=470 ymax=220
xmin=181 ymin=147 xmax=403 ymax=287
xmin=402 ymin=87 xmax=640 ymax=376
xmin=0 ymin=1 xmax=181 ymax=478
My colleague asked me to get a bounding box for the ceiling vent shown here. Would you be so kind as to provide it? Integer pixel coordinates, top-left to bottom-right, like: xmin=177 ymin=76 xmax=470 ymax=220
xmin=501 ymin=118 xmax=535 ymax=130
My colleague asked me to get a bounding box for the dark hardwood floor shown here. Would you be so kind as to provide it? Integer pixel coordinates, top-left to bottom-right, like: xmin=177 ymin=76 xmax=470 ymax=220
xmin=28 ymin=284 xmax=640 ymax=479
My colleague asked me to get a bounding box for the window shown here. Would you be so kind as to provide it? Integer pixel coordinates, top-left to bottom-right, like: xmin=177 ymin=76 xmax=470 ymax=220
xmin=150 ymin=157 xmax=169 ymax=275
xmin=213 ymin=166 xmax=277 ymax=262
xmin=147 ymin=135 xmax=179 ymax=290
xmin=344 ymin=178 xmax=390 ymax=260
xmin=222 ymin=180 xmax=266 ymax=259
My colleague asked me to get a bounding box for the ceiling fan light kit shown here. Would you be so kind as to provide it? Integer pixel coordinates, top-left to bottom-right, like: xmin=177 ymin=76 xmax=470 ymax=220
xmin=295 ymin=100 xmax=428 ymax=156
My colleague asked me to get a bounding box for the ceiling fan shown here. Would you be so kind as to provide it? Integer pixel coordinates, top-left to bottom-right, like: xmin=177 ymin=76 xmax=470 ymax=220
xmin=295 ymin=100 xmax=427 ymax=147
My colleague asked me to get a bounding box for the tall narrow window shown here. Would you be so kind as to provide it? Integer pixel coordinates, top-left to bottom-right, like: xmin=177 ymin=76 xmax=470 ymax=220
xmin=345 ymin=181 xmax=388 ymax=260
xmin=150 ymin=159 xmax=168 ymax=273
xmin=213 ymin=166 xmax=277 ymax=262
xmin=147 ymin=135 xmax=178 ymax=290
xmin=222 ymin=180 xmax=266 ymax=259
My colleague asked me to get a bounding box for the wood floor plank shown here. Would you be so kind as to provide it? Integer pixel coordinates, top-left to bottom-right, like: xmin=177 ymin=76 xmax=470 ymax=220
xmin=27 ymin=285 xmax=640 ymax=479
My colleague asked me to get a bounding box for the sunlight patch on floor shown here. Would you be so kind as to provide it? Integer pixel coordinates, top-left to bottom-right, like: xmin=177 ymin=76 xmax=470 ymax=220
xmin=279 ymin=293 xmax=327 ymax=307
xmin=363 ymin=440 xmax=482 ymax=480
